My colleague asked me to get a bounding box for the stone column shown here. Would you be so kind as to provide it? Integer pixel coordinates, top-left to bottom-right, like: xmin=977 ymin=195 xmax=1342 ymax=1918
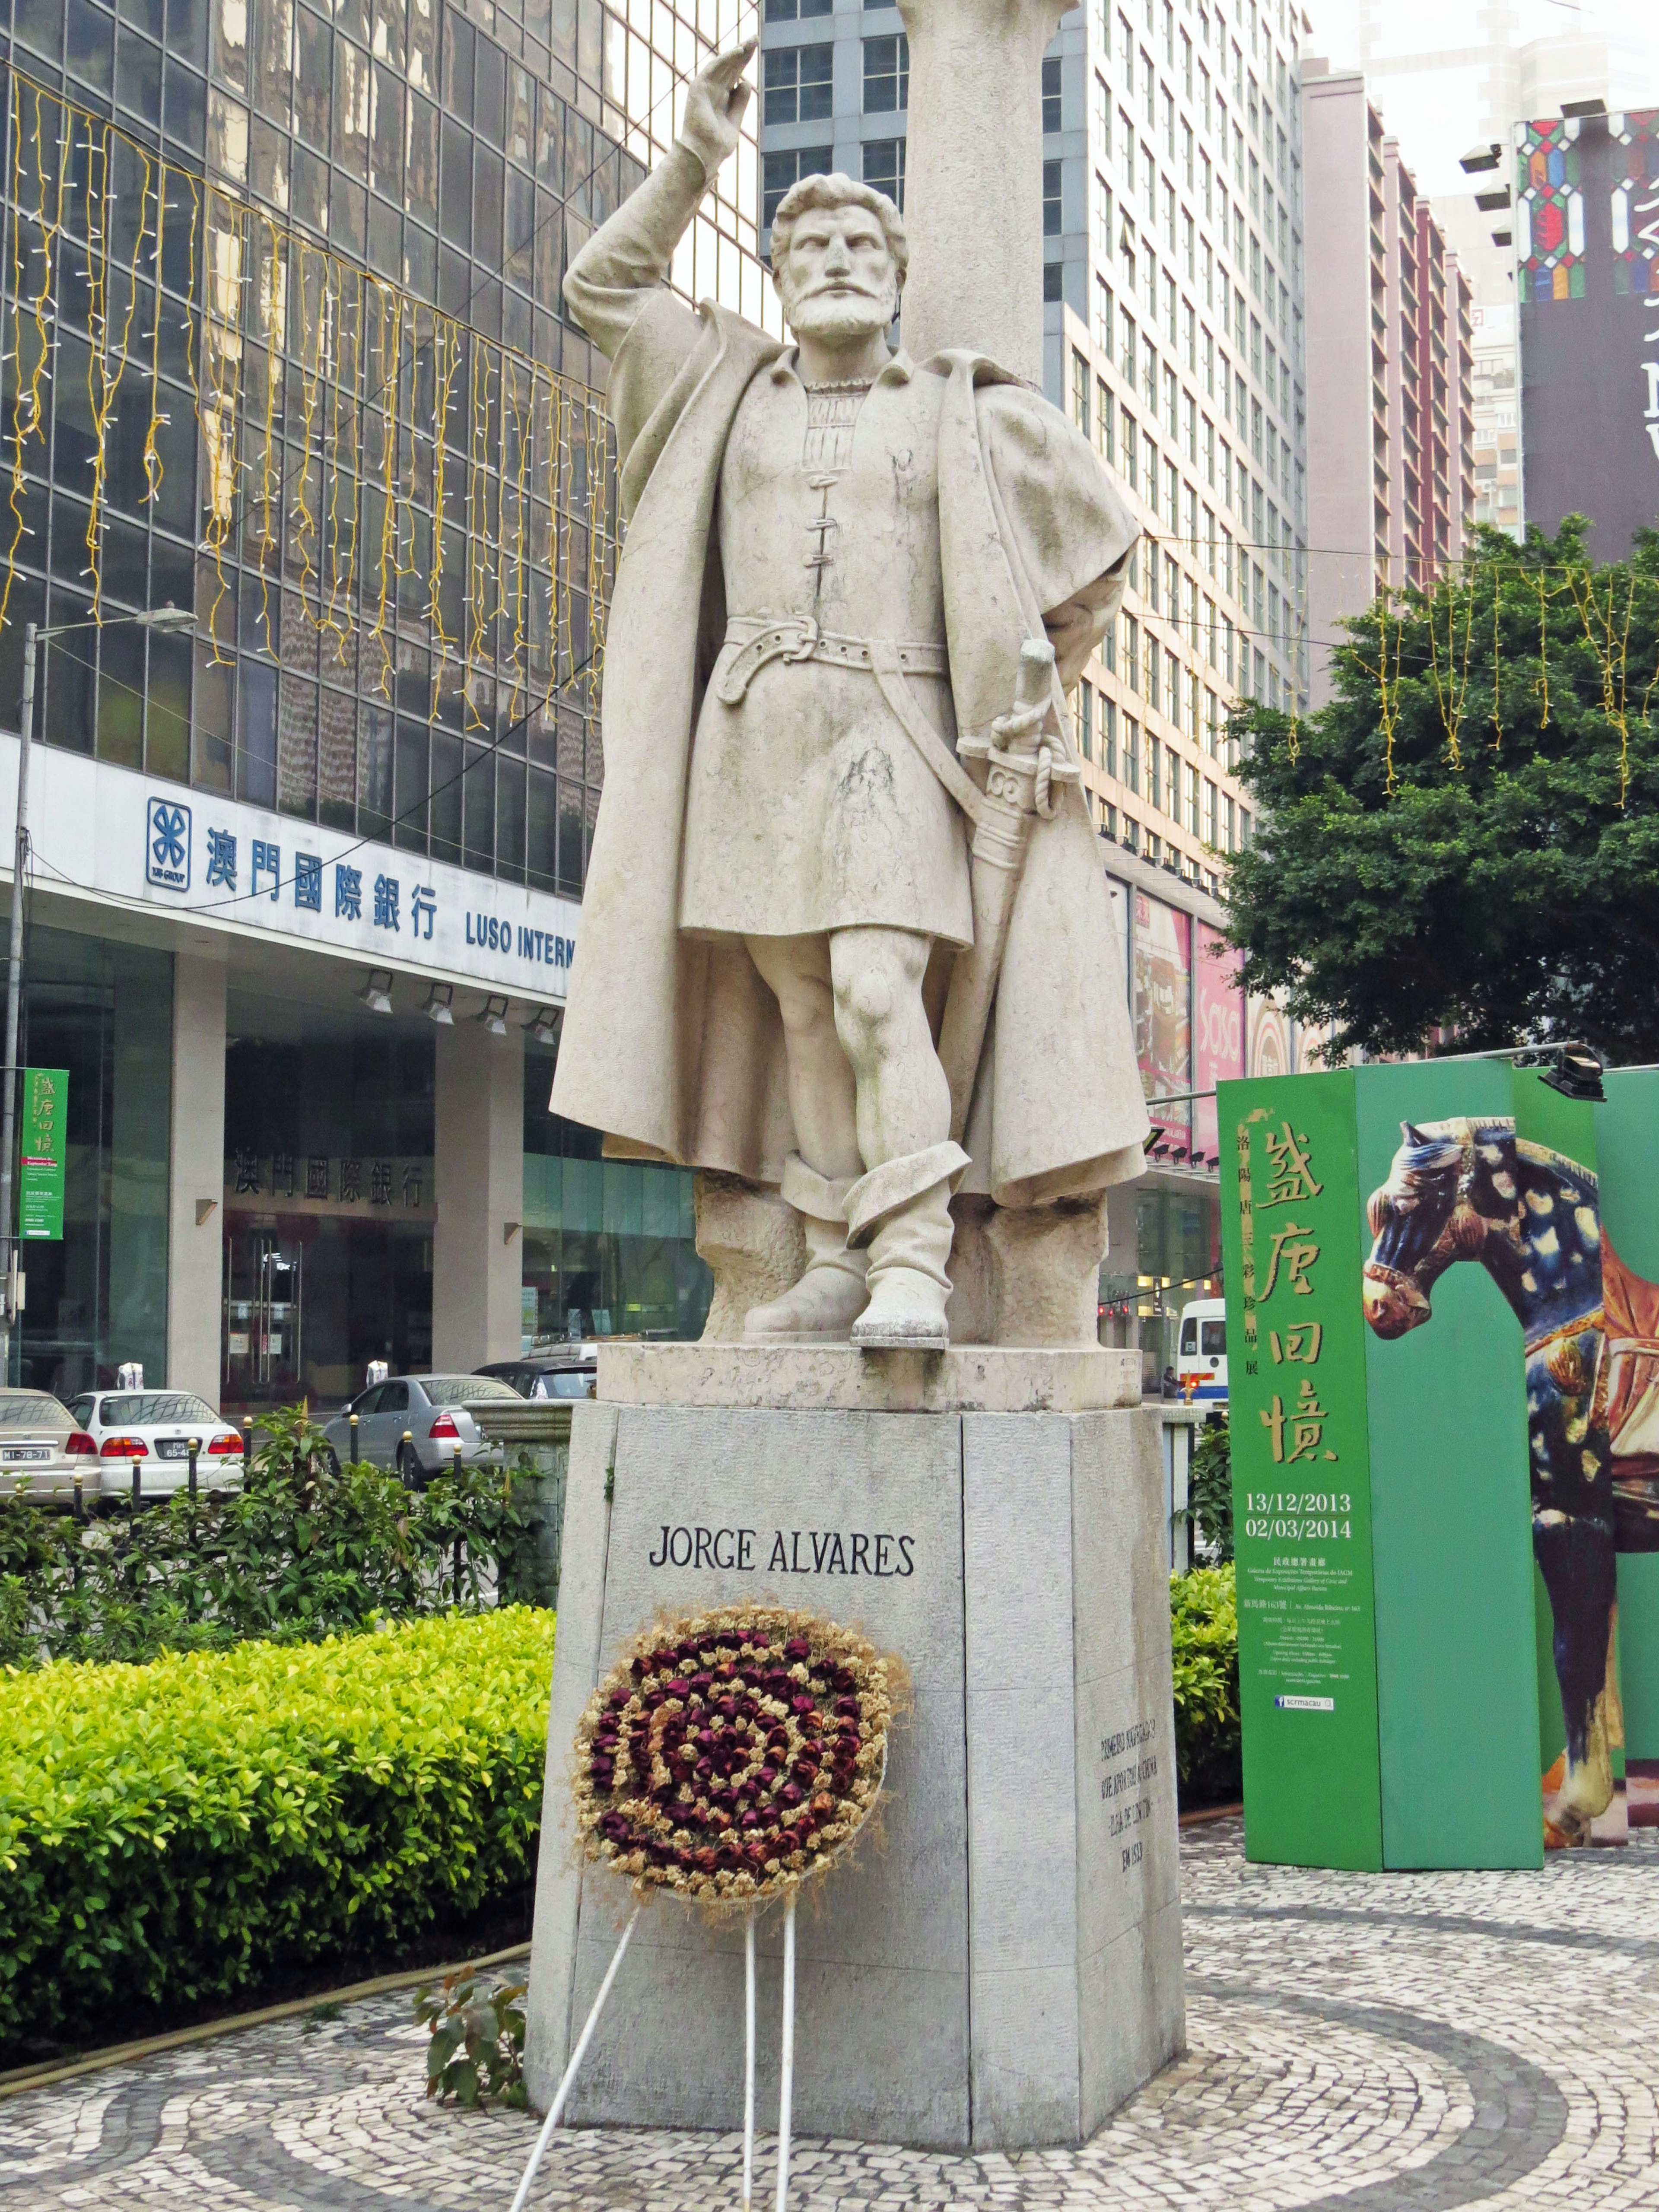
xmin=166 ymin=950 xmax=227 ymax=1405
xmin=432 ymin=1018 xmax=525 ymax=1371
xmin=894 ymin=0 xmax=1063 ymax=386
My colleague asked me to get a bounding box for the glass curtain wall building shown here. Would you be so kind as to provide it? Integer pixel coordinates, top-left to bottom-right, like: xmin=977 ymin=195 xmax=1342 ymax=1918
xmin=0 ymin=0 xmax=771 ymax=1396
xmin=0 ymin=0 xmax=771 ymax=898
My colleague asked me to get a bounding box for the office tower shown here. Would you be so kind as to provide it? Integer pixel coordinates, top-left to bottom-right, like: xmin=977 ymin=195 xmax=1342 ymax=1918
xmin=1301 ymin=63 xmax=1476 ymax=703
xmin=0 ymin=0 xmax=770 ymax=1396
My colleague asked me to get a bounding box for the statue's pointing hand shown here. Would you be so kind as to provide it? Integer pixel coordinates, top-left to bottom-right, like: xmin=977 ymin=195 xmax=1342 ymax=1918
xmin=680 ymin=41 xmax=756 ymax=178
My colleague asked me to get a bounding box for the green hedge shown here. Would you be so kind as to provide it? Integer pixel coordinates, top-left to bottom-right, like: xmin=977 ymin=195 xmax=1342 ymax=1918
xmin=0 ymin=1608 xmax=555 ymax=2056
xmin=1170 ymin=1565 xmax=1241 ymax=1806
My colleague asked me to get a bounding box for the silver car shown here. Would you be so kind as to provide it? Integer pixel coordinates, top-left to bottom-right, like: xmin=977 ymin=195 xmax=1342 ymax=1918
xmin=0 ymin=1389 xmax=99 ymax=1504
xmin=320 ymin=1374 xmax=524 ymax=1484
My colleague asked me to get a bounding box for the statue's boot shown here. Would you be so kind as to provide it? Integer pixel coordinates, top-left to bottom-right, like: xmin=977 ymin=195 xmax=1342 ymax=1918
xmin=845 ymin=1141 xmax=970 ymax=1351
xmin=744 ymin=1154 xmax=867 ymax=1340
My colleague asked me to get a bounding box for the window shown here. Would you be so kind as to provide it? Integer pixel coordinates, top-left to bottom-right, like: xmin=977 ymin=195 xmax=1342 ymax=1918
xmin=1103 ymin=696 xmax=1118 ymax=776
xmin=1094 ymin=172 xmax=1113 ymax=257
xmin=1097 ymin=378 xmax=1114 ymax=462
xmin=1121 ymin=311 xmax=1136 ymax=382
xmin=1095 ymin=73 xmax=1112 ymax=156
xmin=766 ymin=0 xmax=831 ymax=18
xmin=862 ymin=33 xmax=908 ymax=112
xmin=1125 ymin=717 xmax=1141 ymax=792
xmin=1095 ymin=276 xmax=1114 ymax=353
xmin=1043 ymin=159 xmax=1062 ymax=236
xmin=1121 ymin=409 xmax=1138 ymax=487
xmin=1188 ymin=761 xmax=1201 ymax=835
xmin=862 ymin=136 xmax=906 ymax=209
xmin=1072 ymin=350 xmax=1090 ymax=437
xmin=1143 ymin=432 xmax=1158 ymax=509
xmin=1125 ymin=614 xmax=1140 ymax=692
xmin=1239 ymin=806 xmax=1252 ymax=847
xmin=1204 ymin=777 xmax=1217 ymax=845
xmin=1224 ymin=793 xmax=1235 ymax=852
xmin=1147 ymin=729 xmax=1161 ymax=805
xmin=1164 ymin=364 xmax=1178 ymax=435
xmin=1042 ymin=54 xmax=1062 ymax=134
xmin=1043 ymin=259 xmax=1064 ymax=302
xmin=765 ymin=42 xmax=833 ymax=125
xmin=1078 ymin=678 xmax=1093 ymax=761
xmin=763 ymin=146 xmax=833 ymax=226
xmin=1166 ymin=650 xmax=1181 ymax=730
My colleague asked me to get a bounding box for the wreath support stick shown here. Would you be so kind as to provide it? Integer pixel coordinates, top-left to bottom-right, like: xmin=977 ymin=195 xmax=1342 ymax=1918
xmin=776 ymin=1893 xmax=798 ymax=2212
xmin=507 ymin=1902 xmax=642 ymax=2212
xmin=742 ymin=1912 xmax=758 ymax=2212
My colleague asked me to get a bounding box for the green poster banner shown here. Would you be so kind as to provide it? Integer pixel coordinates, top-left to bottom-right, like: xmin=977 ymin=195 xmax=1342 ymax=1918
xmin=1218 ymin=1070 xmax=1383 ymax=1869
xmin=19 ymin=1067 xmax=67 ymax=1241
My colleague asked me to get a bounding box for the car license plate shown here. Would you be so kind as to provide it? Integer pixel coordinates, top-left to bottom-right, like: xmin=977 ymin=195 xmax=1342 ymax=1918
xmin=2 ymin=1446 xmax=48 ymax=1461
xmin=155 ymin=1438 xmax=189 ymax=1459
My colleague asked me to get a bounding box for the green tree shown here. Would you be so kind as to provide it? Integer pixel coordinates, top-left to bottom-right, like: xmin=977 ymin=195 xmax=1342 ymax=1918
xmin=1224 ymin=520 xmax=1659 ymax=1061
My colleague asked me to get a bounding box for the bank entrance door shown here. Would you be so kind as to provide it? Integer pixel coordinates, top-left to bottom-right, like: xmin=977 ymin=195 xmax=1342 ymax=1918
xmin=224 ymin=1230 xmax=305 ymax=1405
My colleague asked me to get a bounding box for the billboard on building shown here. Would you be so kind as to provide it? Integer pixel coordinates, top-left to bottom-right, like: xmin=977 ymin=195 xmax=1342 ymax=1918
xmin=1193 ymin=928 xmax=1244 ymax=1164
xmin=1132 ymin=891 xmax=1192 ymax=1148
xmin=1518 ymin=110 xmax=1659 ymax=561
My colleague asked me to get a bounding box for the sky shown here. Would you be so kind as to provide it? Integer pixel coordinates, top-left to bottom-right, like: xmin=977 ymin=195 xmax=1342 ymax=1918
xmin=1302 ymin=0 xmax=1659 ymax=201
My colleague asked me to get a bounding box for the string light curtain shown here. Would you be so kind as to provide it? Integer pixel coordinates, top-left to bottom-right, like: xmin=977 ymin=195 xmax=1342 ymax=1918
xmin=0 ymin=67 xmax=616 ymax=871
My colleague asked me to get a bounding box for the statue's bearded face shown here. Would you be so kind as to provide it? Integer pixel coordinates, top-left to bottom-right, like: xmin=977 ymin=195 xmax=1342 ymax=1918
xmin=775 ymin=205 xmax=899 ymax=343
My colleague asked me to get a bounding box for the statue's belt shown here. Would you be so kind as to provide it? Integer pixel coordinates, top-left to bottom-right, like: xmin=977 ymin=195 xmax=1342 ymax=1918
xmin=715 ymin=617 xmax=984 ymax=827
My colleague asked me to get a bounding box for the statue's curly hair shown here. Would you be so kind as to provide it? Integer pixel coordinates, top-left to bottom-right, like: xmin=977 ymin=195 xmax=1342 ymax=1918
xmin=768 ymin=171 xmax=908 ymax=288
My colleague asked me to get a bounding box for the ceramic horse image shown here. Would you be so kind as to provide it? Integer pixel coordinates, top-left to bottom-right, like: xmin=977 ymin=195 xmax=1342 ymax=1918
xmin=1361 ymin=1117 xmax=1645 ymax=1845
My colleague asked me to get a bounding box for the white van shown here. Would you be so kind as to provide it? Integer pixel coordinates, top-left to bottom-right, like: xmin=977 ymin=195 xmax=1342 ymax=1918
xmin=1176 ymin=1298 xmax=1228 ymax=1403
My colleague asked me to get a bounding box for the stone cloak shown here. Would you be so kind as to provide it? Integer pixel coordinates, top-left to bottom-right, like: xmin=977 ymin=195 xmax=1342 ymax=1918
xmin=551 ymin=291 xmax=1150 ymax=1208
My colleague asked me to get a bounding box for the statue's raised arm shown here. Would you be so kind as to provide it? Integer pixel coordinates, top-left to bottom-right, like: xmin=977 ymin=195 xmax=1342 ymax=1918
xmin=563 ymin=41 xmax=756 ymax=366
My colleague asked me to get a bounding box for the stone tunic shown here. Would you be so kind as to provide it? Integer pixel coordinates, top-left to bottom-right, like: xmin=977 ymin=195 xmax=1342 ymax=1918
xmin=677 ymin=349 xmax=973 ymax=947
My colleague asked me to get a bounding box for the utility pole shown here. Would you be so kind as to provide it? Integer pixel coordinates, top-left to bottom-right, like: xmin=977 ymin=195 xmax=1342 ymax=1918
xmin=0 ymin=620 xmax=36 ymax=1384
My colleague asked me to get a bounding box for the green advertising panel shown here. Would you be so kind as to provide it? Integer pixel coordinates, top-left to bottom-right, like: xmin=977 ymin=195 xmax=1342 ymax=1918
xmin=1219 ymin=1070 xmax=1383 ymax=1870
xmin=1354 ymin=1059 xmax=1542 ymax=1869
xmin=1228 ymin=1057 xmax=1659 ymax=1869
xmin=1599 ymin=1069 xmax=1659 ymax=1832
xmin=19 ymin=1067 xmax=67 ymax=1242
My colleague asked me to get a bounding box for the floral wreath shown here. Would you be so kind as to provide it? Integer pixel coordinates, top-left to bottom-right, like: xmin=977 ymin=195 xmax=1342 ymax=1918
xmin=572 ymin=1605 xmax=895 ymax=1904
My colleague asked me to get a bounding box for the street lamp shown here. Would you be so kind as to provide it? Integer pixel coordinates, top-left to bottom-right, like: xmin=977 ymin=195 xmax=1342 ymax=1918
xmin=0 ymin=603 xmax=196 ymax=1377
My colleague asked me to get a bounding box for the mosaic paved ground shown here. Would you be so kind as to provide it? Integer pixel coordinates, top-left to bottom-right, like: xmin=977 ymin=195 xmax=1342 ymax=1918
xmin=6 ymin=1816 xmax=1659 ymax=2209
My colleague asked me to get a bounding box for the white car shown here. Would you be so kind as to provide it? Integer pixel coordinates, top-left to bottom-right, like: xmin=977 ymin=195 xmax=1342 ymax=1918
xmin=66 ymin=1390 xmax=245 ymax=1499
xmin=0 ymin=1389 xmax=100 ymax=1503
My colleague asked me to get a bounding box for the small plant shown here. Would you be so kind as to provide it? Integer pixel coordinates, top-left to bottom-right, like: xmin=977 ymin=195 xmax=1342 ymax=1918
xmin=1188 ymin=1414 xmax=1234 ymax=1564
xmin=414 ymin=1969 xmax=529 ymax=2109
xmin=1170 ymin=1564 xmax=1240 ymax=1806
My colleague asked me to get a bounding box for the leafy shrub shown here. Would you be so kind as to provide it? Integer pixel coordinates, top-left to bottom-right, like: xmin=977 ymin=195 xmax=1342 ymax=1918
xmin=1188 ymin=1414 xmax=1234 ymax=1564
xmin=0 ymin=1404 xmax=539 ymax=1669
xmin=1170 ymin=1565 xmax=1240 ymax=1807
xmin=0 ymin=1608 xmax=555 ymax=2058
xmin=415 ymin=1968 xmax=529 ymax=2108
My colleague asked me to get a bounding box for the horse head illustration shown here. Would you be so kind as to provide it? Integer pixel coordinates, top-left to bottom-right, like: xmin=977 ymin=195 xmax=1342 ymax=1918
xmin=1363 ymin=1117 xmax=1621 ymax=1847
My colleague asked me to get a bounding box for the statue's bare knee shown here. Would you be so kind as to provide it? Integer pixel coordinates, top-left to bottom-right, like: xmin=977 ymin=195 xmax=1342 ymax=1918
xmin=828 ymin=928 xmax=930 ymax=1074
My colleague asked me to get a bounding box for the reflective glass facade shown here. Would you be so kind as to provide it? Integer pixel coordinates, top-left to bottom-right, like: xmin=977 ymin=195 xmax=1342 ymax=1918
xmin=0 ymin=0 xmax=771 ymax=899
xmin=522 ymin=1039 xmax=711 ymax=1344
xmin=11 ymin=925 xmax=172 ymax=1397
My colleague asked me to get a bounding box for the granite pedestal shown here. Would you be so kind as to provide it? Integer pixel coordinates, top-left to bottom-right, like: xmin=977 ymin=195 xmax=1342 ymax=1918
xmin=523 ymin=1361 xmax=1185 ymax=2152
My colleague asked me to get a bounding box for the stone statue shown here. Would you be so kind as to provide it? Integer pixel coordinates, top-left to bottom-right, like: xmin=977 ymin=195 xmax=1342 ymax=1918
xmin=551 ymin=42 xmax=1148 ymax=1351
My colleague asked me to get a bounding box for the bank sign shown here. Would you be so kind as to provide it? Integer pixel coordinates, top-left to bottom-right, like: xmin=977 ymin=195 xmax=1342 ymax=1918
xmin=11 ymin=741 xmax=581 ymax=998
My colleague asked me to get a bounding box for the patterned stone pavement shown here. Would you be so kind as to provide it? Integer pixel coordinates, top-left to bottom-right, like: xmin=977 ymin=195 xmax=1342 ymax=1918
xmin=6 ymin=1816 xmax=1659 ymax=2210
